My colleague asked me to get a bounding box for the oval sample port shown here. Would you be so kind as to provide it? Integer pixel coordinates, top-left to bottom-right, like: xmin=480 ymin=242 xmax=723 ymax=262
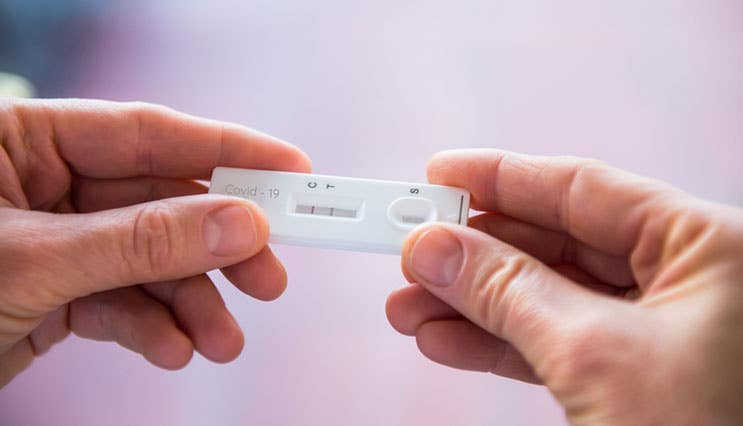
xmin=387 ymin=197 xmax=438 ymax=230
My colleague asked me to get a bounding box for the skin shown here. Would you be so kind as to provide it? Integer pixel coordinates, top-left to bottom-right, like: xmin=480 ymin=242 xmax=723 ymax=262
xmin=0 ymin=98 xmax=312 ymax=386
xmin=387 ymin=149 xmax=743 ymax=425
xmin=3 ymin=98 xmax=742 ymax=424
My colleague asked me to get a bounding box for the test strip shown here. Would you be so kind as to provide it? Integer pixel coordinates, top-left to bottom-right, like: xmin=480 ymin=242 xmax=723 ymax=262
xmin=209 ymin=167 xmax=470 ymax=254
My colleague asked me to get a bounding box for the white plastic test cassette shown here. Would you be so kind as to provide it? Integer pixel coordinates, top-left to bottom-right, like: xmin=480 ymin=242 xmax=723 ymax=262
xmin=209 ymin=167 xmax=470 ymax=254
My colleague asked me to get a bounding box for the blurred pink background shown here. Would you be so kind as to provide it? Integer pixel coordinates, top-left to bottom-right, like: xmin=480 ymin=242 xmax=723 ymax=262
xmin=1 ymin=1 xmax=741 ymax=425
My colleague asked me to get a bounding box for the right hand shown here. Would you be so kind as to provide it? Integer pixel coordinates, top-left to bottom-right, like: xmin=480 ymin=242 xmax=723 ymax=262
xmin=387 ymin=149 xmax=743 ymax=425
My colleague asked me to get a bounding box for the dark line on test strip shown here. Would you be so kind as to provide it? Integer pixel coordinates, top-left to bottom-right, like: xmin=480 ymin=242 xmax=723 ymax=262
xmin=457 ymin=195 xmax=464 ymax=224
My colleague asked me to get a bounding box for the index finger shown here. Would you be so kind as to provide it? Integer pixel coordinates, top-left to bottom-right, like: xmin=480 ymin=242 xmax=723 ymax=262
xmin=15 ymin=99 xmax=311 ymax=179
xmin=427 ymin=149 xmax=688 ymax=256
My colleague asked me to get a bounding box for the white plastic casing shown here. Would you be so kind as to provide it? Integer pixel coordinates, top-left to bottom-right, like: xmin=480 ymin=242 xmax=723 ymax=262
xmin=208 ymin=167 xmax=470 ymax=254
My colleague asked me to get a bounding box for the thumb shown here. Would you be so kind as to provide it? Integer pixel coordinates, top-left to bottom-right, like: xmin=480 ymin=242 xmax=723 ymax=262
xmin=401 ymin=223 xmax=629 ymax=375
xmin=0 ymin=194 xmax=267 ymax=312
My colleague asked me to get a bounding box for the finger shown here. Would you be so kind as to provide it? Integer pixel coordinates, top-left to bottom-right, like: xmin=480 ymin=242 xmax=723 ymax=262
xmin=143 ymin=274 xmax=244 ymax=363
xmin=27 ymin=305 xmax=70 ymax=355
xmin=72 ymin=176 xmax=207 ymax=212
xmin=0 ymin=194 xmax=269 ymax=315
xmin=386 ymin=286 xmax=537 ymax=382
xmin=0 ymin=339 xmax=34 ymax=387
xmin=416 ymin=320 xmax=540 ymax=383
xmin=386 ymin=284 xmax=461 ymax=336
xmin=401 ymin=222 xmax=633 ymax=370
xmin=469 ymin=213 xmax=635 ymax=287
xmin=221 ymin=246 xmax=288 ymax=301
xmin=388 ymin=269 xmax=625 ymax=348
xmin=427 ymin=149 xmax=686 ymax=257
xmin=386 ymin=273 xmax=631 ymax=337
xmin=11 ymin=99 xmax=312 ymax=180
xmin=69 ymin=287 xmax=193 ymax=369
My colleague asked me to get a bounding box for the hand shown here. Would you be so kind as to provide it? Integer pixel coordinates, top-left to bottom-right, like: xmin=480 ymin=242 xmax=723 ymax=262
xmin=0 ymin=98 xmax=311 ymax=386
xmin=387 ymin=149 xmax=743 ymax=425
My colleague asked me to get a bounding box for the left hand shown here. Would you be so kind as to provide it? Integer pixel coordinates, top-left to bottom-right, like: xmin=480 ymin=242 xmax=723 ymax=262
xmin=0 ymin=98 xmax=311 ymax=386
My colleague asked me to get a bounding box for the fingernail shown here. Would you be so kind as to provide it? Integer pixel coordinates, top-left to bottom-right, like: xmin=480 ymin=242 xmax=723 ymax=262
xmin=410 ymin=228 xmax=464 ymax=287
xmin=203 ymin=205 xmax=256 ymax=256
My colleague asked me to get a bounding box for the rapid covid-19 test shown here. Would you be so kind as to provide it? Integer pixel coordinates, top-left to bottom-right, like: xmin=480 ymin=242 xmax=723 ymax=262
xmin=208 ymin=167 xmax=470 ymax=254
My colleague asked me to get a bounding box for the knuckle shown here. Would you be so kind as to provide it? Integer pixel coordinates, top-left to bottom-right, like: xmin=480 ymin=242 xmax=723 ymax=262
xmin=127 ymin=202 xmax=180 ymax=277
xmin=128 ymin=101 xmax=168 ymax=115
xmin=558 ymin=156 xmax=607 ymax=171
xmin=126 ymin=101 xmax=176 ymax=175
xmin=556 ymin=158 xmax=609 ymax=230
xmin=573 ymin=159 xmax=611 ymax=184
xmin=127 ymin=101 xmax=176 ymax=125
xmin=468 ymin=251 xmax=539 ymax=336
